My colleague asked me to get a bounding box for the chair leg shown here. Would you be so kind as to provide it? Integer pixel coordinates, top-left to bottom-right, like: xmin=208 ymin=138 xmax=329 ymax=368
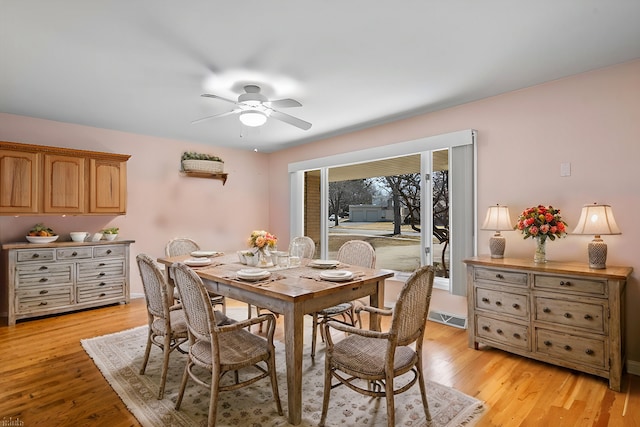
xmin=208 ymin=370 xmax=220 ymax=427
xmin=175 ymin=359 xmax=191 ymax=410
xmin=139 ymin=328 xmax=153 ymax=375
xmin=416 ymin=360 xmax=432 ymax=424
xmin=319 ymin=356 xmax=332 ymax=426
xmin=158 ymin=334 xmax=172 ymax=399
xmin=268 ymin=350 xmax=283 ymax=415
xmin=311 ymin=313 xmax=319 ymax=359
xmin=385 ymin=373 xmax=395 ymax=427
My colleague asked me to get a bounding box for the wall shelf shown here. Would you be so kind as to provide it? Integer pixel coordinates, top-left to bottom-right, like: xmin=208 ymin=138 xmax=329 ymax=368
xmin=180 ymin=171 xmax=228 ymax=185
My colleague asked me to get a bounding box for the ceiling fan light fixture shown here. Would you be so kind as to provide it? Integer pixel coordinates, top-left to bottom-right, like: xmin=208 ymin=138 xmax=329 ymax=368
xmin=239 ymin=110 xmax=267 ymax=127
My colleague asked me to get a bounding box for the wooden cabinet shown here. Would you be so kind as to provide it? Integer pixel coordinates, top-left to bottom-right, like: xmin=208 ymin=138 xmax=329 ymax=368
xmin=0 ymin=149 xmax=39 ymax=213
xmin=0 ymin=141 xmax=130 ymax=215
xmin=1 ymin=240 xmax=134 ymax=325
xmin=464 ymin=256 xmax=632 ymax=391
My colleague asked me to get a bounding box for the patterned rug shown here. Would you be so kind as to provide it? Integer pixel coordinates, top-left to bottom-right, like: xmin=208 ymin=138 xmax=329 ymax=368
xmin=82 ymin=312 xmax=483 ymax=426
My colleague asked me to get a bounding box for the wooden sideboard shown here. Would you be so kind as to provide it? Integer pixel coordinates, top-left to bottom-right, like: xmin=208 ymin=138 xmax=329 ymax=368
xmin=1 ymin=240 xmax=134 ymax=326
xmin=464 ymin=256 xmax=632 ymax=391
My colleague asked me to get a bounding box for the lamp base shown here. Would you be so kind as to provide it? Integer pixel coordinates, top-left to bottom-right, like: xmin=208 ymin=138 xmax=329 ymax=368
xmin=588 ymin=238 xmax=607 ymax=269
xmin=489 ymin=235 xmax=506 ymax=258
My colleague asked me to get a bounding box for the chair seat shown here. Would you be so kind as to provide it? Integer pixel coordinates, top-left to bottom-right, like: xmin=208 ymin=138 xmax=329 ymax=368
xmin=318 ymin=302 xmax=352 ymax=316
xmin=332 ymin=334 xmax=418 ymax=378
xmin=152 ymin=310 xmax=188 ymax=336
xmin=190 ymin=328 xmax=271 ymax=369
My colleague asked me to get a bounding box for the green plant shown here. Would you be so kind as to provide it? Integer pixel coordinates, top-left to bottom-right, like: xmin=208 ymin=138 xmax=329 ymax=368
xmin=181 ymin=151 xmax=224 ymax=163
xmin=101 ymin=227 xmax=119 ymax=234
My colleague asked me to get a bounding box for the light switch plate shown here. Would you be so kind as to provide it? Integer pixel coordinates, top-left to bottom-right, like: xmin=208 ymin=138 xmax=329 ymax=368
xmin=560 ymin=162 xmax=571 ymax=177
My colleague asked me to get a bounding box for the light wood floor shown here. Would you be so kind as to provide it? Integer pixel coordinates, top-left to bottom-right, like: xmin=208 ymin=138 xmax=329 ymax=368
xmin=1 ymin=298 xmax=638 ymax=427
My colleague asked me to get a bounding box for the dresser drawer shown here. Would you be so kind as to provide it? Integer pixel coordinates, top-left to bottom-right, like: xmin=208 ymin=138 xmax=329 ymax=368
xmin=16 ymin=263 xmax=73 ymax=287
xmin=533 ymin=274 xmax=606 ymax=296
xmin=77 ymin=279 xmax=125 ymax=303
xmin=56 ymin=247 xmax=93 ymax=260
xmin=474 ymin=268 xmax=528 ymax=287
xmin=93 ymin=245 xmax=126 ymax=258
xmin=77 ymin=259 xmax=126 ymax=281
xmin=536 ymin=328 xmax=606 ymax=369
xmin=476 ymin=287 xmax=529 ymax=319
xmin=16 ymin=249 xmax=55 ymax=262
xmin=16 ymin=286 xmax=74 ymax=313
xmin=534 ymin=296 xmax=605 ymax=333
xmin=476 ymin=315 xmax=530 ymax=350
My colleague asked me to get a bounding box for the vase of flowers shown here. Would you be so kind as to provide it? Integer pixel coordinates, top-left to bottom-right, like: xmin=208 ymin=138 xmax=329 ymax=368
xmin=514 ymin=205 xmax=568 ymax=263
xmin=248 ymin=230 xmax=278 ymax=267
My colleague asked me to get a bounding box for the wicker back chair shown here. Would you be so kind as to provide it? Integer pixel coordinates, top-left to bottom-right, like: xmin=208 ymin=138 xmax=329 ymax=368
xmin=310 ymin=240 xmax=376 ymax=359
xmin=165 ymin=237 xmax=226 ymax=314
xmin=288 ymin=236 xmax=316 ymax=259
xmin=319 ymin=265 xmax=435 ymax=427
xmin=136 ymin=253 xmax=189 ymax=399
xmin=171 ymin=262 xmax=283 ymax=426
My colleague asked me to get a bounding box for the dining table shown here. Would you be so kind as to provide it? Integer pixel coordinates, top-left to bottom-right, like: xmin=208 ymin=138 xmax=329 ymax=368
xmin=157 ymin=252 xmax=393 ymax=425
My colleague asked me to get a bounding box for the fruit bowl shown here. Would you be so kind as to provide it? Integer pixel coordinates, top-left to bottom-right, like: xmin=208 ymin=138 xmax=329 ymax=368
xmin=26 ymin=235 xmax=59 ymax=243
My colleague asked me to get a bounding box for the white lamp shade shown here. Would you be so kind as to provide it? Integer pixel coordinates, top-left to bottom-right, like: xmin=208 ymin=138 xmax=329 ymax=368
xmin=572 ymin=204 xmax=621 ymax=236
xmin=239 ymin=110 xmax=267 ymax=127
xmin=481 ymin=205 xmax=513 ymax=231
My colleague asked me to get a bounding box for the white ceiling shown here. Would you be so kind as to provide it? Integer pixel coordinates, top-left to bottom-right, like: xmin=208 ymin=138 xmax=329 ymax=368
xmin=2 ymin=1 xmax=640 ymax=153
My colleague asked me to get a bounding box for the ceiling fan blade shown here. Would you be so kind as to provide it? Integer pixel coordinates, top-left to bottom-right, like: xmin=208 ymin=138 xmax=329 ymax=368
xmin=201 ymin=93 xmax=237 ymax=104
xmin=269 ymin=110 xmax=312 ymax=130
xmin=191 ymin=109 xmax=239 ymax=125
xmin=266 ymin=98 xmax=302 ymax=108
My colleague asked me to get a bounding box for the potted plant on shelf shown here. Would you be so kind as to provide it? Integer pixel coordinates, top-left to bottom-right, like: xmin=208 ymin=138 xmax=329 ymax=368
xmin=101 ymin=227 xmax=119 ymax=241
xmin=181 ymin=151 xmax=224 ymax=173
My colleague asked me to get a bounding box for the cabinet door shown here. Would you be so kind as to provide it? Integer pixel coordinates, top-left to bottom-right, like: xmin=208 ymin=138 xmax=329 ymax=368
xmin=43 ymin=154 xmax=85 ymax=213
xmin=0 ymin=149 xmax=39 ymax=213
xmin=89 ymin=158 xmax=127 ymax=214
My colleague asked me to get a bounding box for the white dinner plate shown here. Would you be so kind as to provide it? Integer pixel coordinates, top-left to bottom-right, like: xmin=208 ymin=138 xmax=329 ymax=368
xmin=184 ymin=258 xmax=213 ymax=267
xmin=237 ymin=269 xmax=271 ymax=281
xmin=319 ymin=270 xmax=354 ymax=281
xmin=190 ymin=250 xmax=222 ymax=257
xmin=308 ymin=260 xmax=339 ymax=269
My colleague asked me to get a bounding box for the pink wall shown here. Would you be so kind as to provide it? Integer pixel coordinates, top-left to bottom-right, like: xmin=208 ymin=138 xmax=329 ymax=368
xmin=1 ymin=59 xmax=639 ymax=366
xmin=270 ymin=59 xmax=640 ymax=365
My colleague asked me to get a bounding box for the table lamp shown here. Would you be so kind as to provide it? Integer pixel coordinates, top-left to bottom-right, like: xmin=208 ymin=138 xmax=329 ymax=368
xmin=481 ymin=204 xmax=513 ymax=258
xmin=572 ymin=203 xmax=621 ymax=269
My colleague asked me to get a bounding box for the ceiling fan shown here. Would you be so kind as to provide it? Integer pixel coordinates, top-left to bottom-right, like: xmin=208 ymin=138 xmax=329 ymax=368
xmin=192 ymin=84 xmax=312 ymax=130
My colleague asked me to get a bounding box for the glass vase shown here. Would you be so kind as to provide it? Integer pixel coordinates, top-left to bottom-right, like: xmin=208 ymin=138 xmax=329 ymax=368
xmin=534 ymin=238 xmax=547 ymax=263
xmin=257 ymin=248 xmax=271 ymax=267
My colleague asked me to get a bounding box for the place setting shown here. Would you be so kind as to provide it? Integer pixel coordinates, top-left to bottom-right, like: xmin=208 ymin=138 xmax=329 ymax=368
xmin=225 ymin=268 xmax=285 ymax=286
xmin=183 ymin=251 xmax=225 ymax=269
xmin=301 ymin=269 xmax=365 ymax=282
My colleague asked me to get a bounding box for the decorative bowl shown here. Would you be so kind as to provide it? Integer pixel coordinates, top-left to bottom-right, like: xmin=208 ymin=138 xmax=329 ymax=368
xmin=26 ymin=235 xmax=59 ymax=243
xmin=103 ymin=234 xmax=118 ymax=241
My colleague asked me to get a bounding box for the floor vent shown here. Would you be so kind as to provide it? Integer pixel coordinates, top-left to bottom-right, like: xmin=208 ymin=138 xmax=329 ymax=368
xmin=428 ymin=310 xmax=467 ymax=329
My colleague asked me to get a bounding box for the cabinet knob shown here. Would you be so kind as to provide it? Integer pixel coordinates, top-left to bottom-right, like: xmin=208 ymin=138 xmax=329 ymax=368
xmin=584 ymin=314 xmax=593 ymax=320
xmin=98 ymin=282 xmax=106 ymax=286
xmin=39 ymin=290 xmax=48 ymax=295
xmin=39 ymin=266 xmax=48 ymax=271
xmin=32 ymin=253 xmax=40 ymax=258
xmin=543 ymin=307 xmax=551 ymax=313
xmin=482 ymin=325 xmax=490 ymax=331
xmin=564 ymin=345 xmax=572 ymax=351
xmin=495 ymin=301 xmax=502 ymax=307
xmin=481 ymin=297 xmax=490 ymax=303
xmin=72 ymin=251 xmax=78 ymax=256
xmin=496 ymin=329 xmax=503 ymax=335
xmin=564 ymin=312 xmax=572 ymax=318
xmin=512 ymin=303 xmax=520 ymax=309
xmin=495 ymin=273 xmax=504 ymax=279
xmin=544 ymin=340 xmax=552 ymax=346
xmin=39 ymin=301 xmax=48 ymax=306
xmin=513 ymin=333 xmax=521 ymax=339
xmin=39 ymin=278 xmax=48 ymax=282
xmin=99 ymin=263 xmax=106 ymax=267
xmin=99 ymin=272 xmax=106 ymax=276
xmin=559 ymin=281 xmax=571 ymax=286
xmin=585 ymin=349 xmax=594 ymax=355
xmin=99 ymin=293 xmax=106 ymax=297
xmin=106 ymin=249 xmax=112 ymax=254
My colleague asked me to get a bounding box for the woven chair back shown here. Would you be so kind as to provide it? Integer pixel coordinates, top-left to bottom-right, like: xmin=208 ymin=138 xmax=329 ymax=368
xmin=136 ymin=253 xmax=172 ymax=319
xmin=171 ymin=262 xmax=215 ymax=342
xmin=288 ymin=236 xmax=316 ymax=259
xmin=391 ymin=265 xmax=435 ymax=346
xmin=336 ymin=240 xmax=376 ymax=268
xmin=165 ymin=237 xmax=200 ymax=257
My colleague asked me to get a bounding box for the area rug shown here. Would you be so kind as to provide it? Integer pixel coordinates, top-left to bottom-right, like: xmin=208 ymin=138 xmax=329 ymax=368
xmin=82 ymin=313 xmax=483 ymax=426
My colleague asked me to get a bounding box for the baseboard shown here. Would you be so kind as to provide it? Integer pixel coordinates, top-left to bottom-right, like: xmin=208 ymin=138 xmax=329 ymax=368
xmin=627 ymin=359 xmax=640 ymax=376
xmin=130 ymin=293 xmax=144 ymax=299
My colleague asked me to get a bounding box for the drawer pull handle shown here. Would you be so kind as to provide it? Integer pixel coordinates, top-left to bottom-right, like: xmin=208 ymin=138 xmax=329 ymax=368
xmin=99 ymin=293 xmax=106 ymax=297
xmin=564 ymin=345 xmax=572 ymax=351
xmin=513 ymin=333 xmax=521 ymax=339
xmin=564 ymin=312 xmax=572 ymax=318
xmin=32 ymin=253 xmax=40 ymax=258
xmin=106 ymin=249 xmax=112 ymax=254
xmin=482 ymin=325 xmax=490 ymax=331
xmin=39 ymin=266 xmax=48 ymax=271
xmin=39 ymin=278 xmax=48 ymax=282
xmin=512 ymin=303 xmax=520 ymax=309
xmin=481 ymin=297 xmax=490 ymax=303
xmin=39 ymin=290 xmax=48 ymax=295
xmin=495 ymin=273 xmax=504 ymax=279
xmin=544 ymin=340 xmax=552 ymax=346
xmin=39 ymin=301 xmax=48 ymax=306
xmin=99 ymin=282 xmax=106 ymax=286
xmin=72 ymin=251 xmax=78 ymax=256
xmin=99 ymin=263 xmax=106 ymax=266
xmin=543 ymin=307 xmax=551 ymax=313
xmin=495 ymin=301 xmax=502 ymax=307
xmin=584 ymin=314 xmax=593 ymax=320
xmin=585 ymin=349 xmax=594 ymax=355
xmin=496 ymin=329 xmax=503 ymax=334
xmin=99 ymin=272 xmax=106 ymax=276
xmin=559 ymin=281 xmax=571 ymax=287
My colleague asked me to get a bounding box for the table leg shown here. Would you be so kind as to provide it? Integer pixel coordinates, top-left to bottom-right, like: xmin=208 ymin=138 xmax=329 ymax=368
xmin=369 ymin=279 xmax=385 ymax=331
xmin=283 ymin=304 xmax=304 ymax=425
